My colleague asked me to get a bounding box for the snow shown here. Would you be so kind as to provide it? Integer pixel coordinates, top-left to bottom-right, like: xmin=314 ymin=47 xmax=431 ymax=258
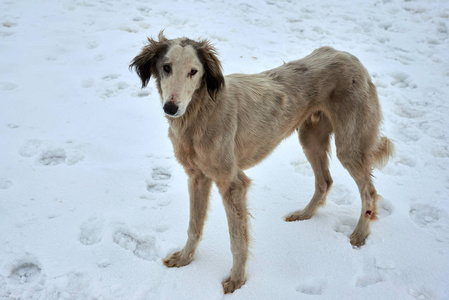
xmin=1 ymin=0 xmax=448 ymax=299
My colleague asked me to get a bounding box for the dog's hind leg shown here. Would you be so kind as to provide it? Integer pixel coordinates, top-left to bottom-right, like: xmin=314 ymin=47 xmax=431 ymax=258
xmin=164 ymin=170 xmax=212 ymax=267
xmin=286 ymin=112 xmax=333 ymax=222
xmin=217 ymin=170 xmax=251 ymax=294
xmin=336 ymin=148 xmax=379 ymax=247
xmin=331 ymin=104 xmax=381 ymax=246
xmin=330 ymin=80 xmax=393 ymax=246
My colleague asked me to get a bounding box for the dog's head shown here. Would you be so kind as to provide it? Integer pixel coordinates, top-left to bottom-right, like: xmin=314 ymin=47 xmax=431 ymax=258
xmin=130 ymin=31 xmax=225 ymax=118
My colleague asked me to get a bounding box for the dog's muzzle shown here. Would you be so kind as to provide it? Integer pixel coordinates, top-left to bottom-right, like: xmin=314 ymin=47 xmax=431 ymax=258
xmin=163 ymin=102 xmax=179 ymax=116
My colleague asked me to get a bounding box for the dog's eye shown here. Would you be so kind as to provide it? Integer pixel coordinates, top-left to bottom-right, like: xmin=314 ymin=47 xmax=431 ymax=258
xmin=189 ymin=69 xmax=197 ymax=77
xmin=163 ymin=64 xmax=171 ymax=73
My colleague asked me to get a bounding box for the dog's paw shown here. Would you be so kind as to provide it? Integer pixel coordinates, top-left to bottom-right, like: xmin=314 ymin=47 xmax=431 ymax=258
xmin=163 ymin=251 xmax=193 ymax=268
xmin=222 ymin=276 xmax=246 ymax=294
xmin=350 ymin=230 xmax=369 ymax=247
xmin=285 ymin=210 xmax=313 ymax=222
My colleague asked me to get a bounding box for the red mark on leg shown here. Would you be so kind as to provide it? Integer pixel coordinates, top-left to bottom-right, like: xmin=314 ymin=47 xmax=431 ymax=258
xmin=365 ymin=210 xmax=378 ymax=220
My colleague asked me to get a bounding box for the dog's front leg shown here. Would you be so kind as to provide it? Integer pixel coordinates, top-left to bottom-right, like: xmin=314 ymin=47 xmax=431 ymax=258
xmin=217 ymin=170 xmax=251 ymax=294
xmin=163 ymin=171 xmax=212 ymax=267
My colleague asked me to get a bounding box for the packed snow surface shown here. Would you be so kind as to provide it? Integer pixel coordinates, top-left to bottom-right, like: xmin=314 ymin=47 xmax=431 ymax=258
xmin=1 ymin=0 xmax=449 ymax=299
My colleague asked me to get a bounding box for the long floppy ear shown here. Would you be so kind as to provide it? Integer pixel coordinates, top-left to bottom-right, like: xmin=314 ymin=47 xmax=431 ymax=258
xmin=196 ymin=40 xmax=225 ymax=99
xmin=129 ymin=31 xmax=169 ymax=88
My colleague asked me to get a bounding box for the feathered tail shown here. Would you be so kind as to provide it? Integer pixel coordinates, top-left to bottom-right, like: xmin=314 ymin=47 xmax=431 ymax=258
xmin=370 ymin=136 xmax=394 ymax=169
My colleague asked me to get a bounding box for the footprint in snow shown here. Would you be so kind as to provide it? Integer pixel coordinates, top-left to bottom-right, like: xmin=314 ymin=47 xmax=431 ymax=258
xmin=409 ymin=204 xmax=448 ymax=228
xmin=394 ymin=124 xmax=421 ymax=143
xmin=133 ymin=90 xmax=150 ymax=98
xmin=2 ymin=21 xmax=18 ymax=28
xmin=356 ymin=256 xmax=395 ymax=289
xmin=79 ymin=216 xmax=105 ymax=246
xmin=0 ymin=21 xmax=17 ymax=37
xmin=116 ymin=81 xmax=130 ymax=90
xmin=356 ymin=271 xmax=384 ymax=287
xmin=113 ymin=228 xmax=158 ymax=261
xmin=86 ymin=40 xmax=99 ymax=50
xmin=334 ymin=200 xmax=392 ymax=240
xmin=296 ymin=278 xmax=326 ymax=295
xmin=290 ymin=159 xmax=314 ymax=176
xmin=146 ymin=167 xmax=172 ymax=193
xmin=9 ymin=259 xmax=42 ymax=284
xmin=329 ymin=184 xmax=355 ymax=206
xmin=19 ymin=139 xmax=43 ymax=158
xmin=378 ymin=198 xmax=394 ymax=218
xmin=431 ymin=145 xmax=449 ymax=158
xmin=38 ymin=148 xmax=67 ymax=166
xmin=408 ymin=286 xmax=434 ymax=300
xmin=100 ymin=74 xmax=130 ymax=98
xmin=394 ymin=105 xmax=426 ymax=119
xmin=334 ymin=218 xmax=357 ymax=239
xmin=0 ymin=81 xmax=17 ymax=91
xmin=0 ymin=178 xmax=12 ymax=189
xmin=395 ymin=155 xmax=417 ymax=168
xmin=50 ymin=272 xmax=90 ymax=295
xmin=94 ymin=53 xmax=105 ymax=61
xmin=410 ymin=204 xmax=449 ymax=242
xmin=137 ymin=6 xmax=151 ymax=15
xmin=19 ymin=139 xmax=84 ymax=166
xmin=8 ymin=123 xmax=19 ymax=129
xmin=389 ymin=72 xmax=417 ymax=89
xmin=101 ymin=74 xmax=120 ymax=81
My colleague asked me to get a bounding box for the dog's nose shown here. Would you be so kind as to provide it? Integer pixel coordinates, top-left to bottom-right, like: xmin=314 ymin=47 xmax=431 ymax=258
xmin=163 ymin=102 xmax=179 ymax=116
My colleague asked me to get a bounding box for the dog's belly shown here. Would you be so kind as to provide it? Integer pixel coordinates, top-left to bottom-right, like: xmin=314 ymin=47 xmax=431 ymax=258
xmin=234 ymin=106 xmax=301 ymax=169
xmin=234 ymin=114 xmax=300 ymax=169
xmin=235 ymin=137 xmax=287 ymax=170
xmin=224 ymin=75 xmax=309 ymax=169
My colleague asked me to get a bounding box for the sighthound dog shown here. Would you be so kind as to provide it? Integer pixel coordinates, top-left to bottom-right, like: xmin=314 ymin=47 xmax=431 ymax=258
xmin=130 ymin=32 xmax=394 ymax=294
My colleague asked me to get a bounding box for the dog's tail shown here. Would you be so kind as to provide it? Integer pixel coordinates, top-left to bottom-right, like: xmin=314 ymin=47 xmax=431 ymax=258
xmin=370 ymin=136 xmax=394 ymax=169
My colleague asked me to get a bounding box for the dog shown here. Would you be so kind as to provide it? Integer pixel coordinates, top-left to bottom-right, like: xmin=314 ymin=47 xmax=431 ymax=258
xmin=130 ymin=32 xmax=394 ymax=294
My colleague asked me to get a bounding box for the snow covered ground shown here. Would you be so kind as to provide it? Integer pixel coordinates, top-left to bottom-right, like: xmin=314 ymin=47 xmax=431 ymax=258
xmin=1 ymin=0 xmax=449 ymax=299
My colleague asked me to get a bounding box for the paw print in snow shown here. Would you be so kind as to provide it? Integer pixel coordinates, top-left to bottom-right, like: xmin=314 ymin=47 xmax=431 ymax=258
xmin=410 ymin=204 xmax=447 ymax=228
xmin=9 ymin=259 xmax=42 ymax=284
xmin=19 ymin=140 xmax=84 ymax=166
xmin=296 ymin=278 xmax=326 ymax=295
xmin=79 ymin=216 xmax=105 ymax=246
xmin=0 ymin=178 xmax=12 ymax=189
xmin=146 ymin=168 xmax=172 ymax=193
xmin=113 ymin=228 xmax=157 ymax=261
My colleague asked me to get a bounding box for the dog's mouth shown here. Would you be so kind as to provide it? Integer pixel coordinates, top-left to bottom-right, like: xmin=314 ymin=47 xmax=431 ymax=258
xmin=165 ymin=112 xmax=182 ymax=118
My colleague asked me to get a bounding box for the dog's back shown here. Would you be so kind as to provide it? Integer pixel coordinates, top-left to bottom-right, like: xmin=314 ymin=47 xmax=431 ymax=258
xmin=219 ymin=47 xmax=392 ymax=171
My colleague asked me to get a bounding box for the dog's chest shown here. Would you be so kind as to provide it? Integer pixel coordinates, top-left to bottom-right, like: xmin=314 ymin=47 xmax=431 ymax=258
xmin=169 ymin=128 xmax=197 ymax=170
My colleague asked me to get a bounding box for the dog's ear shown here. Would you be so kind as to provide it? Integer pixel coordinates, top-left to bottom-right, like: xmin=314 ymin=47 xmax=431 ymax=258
xmin=196 ymin=40 xmax=225 ymax=99
xmin=129 ymin=32 xmax=168 ymax=88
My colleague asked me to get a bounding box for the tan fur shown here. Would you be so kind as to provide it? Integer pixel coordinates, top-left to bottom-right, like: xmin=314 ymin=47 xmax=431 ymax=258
xmin=130 ymin=32 xmax=394 ymax=294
